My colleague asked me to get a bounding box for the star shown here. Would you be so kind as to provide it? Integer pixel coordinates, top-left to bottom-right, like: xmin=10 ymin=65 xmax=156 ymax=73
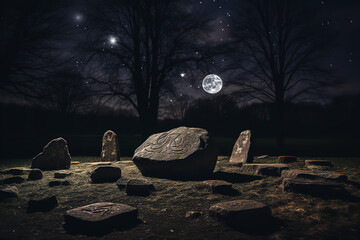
xmin=74 ymin=13 xmax=83 ymax=22
xmin=180 ymin=73 xmax=186 ymax=77
xmin=109 ymin=36 xmax=117 ymax=45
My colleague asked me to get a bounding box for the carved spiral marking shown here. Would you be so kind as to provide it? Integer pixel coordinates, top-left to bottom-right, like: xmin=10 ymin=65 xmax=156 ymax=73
xmin=81 ymin=204 xmax=115 ymax=216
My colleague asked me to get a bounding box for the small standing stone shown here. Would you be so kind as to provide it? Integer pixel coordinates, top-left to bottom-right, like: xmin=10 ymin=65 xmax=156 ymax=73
xmin=0 ymin=186 xmax=19 ymax=200
xmin=0 ymin=176 xmax=25 ymax=185
xmin=28 ymin=169 xmax=43 ymax=180
xmin=202 ymin=180 xmax=233 ymax=194
xmin=90 ymin=166 xmax=122 ymax=183
xmin=229 ymin=130 xmax=254 ymax=164
xmin=126 ymin=179 xmax=155 ymax=196
xmin=27 ymin=195 xmax=58 ymax=213
xmin=277 ymin=156 xmax=297 ymax=163
xmin=31 ymin=137 xmax=71 ymax=170
xmin=101 ymin=130 xmax=121 ymax=162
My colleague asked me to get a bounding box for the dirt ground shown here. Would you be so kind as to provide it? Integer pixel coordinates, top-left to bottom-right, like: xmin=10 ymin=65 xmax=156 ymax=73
xmin=0 ymin=156 xmax=360 ymax=240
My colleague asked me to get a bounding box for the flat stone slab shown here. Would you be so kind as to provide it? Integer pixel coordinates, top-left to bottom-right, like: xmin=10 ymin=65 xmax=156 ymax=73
xmin=202 ymin=180 xmax=233 ymax=194
xmin=229 ymin=130 xmax=254 ymax=164
xmin=133 ymin=126 xmax=217 ymax=180
xmin=0 ymin=176 xmax=25 ymax=185
xmin=28 ymin=169 xmax=43 ymax=180
xmin=0 ymin=186 xmax=19 ymax=200
xmin=305 ymin=160 xmax=333 ymax=170
xmin=256 ymin=155 xmax=269 ymax=159
xmin=27 ymin=195 xmax=58 ymax=213
xmin=126 ymin=179 xmax=155 ymax=196
xmin=277 ymin=156 xmax=297 ymax=163
xmin=87 ymin=162 xmax=112 ymax=166
xmin=281 ymin=178 xmax=350 ymax=199
xmin=240 ymin=164 xmax=289 ymax=176
xmin=54 ymin=170 xmax=72 ymax=179
xmin=0 ymin=167 xmax=32 ymax=175
xmin=90 ymin=166 xmax=121 ymax=183
xmin=49 ymin=179 xmax=70 ymax=187
xmin=281 ymin=170 xmax=347 ymax=182
xmin=209 ymin=200 xmax=272 ymax=225
xmin=64 ymin=202 xmax=138 ymax=234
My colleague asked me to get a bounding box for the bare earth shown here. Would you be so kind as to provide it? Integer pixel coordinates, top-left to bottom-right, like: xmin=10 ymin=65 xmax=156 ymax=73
xmin=0 ymin=156 xmax=360 ymax=240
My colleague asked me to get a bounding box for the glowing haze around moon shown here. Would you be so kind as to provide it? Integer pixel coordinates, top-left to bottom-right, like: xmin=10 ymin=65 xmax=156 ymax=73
xmin=202 ymin=74 xmax=223 ymax=94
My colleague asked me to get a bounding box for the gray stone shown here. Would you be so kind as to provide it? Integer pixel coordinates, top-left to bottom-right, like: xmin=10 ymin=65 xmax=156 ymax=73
xmin=27 ymin=169 xmax=43 ymax=180
xmin=116 ymin=178 xmax=129 ymax=190
xmin=277 ymin=156 xmax=297 ymax=163
xmin=202 ymin=180 xmax=233 ymax=194
xmin=0 ymin=186 xmax=19 ymax=200
xmin=101 ymin=130 xmax=120 ymax=162
xmin=31 ymin=137 xmax=71 ymax=170
xmin=64 ymin=202 xmax=138 ymax=234
xmin=0 ymin=167 xmax=32 ymax=175
xmin=54 ymin=170 xmax=72 ymax=179
xmin=126 ymin=179 xmax=155 ymax=196
xmin=281 ymin=169 xmax=347 ymax=182
xmin=229 ymin=130 xmax=254 ymax=164
xmin=0 ymin=176 xmax=25 ymax=185
xmin=240 ymin=163 xmax=288 ymax=176
xmin=209 ymin=200 xmax=272 ymax=225
xmin=27 ymin=195 xmax=58 ymax=213
xmin=90 ymin=166 xmax=121 ymax=183
xmin=49 ymin=179 xmax=70 ymax=187
xmin=281 ymin=178 xmax=349 ymax=199
xmin=132 ymin=126 xmax=217 ymax=180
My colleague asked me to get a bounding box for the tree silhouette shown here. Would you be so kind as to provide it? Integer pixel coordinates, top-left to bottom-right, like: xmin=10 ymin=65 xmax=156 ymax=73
xmin=229 ymin=0 xmax=332 ymax=149
xmin=81 ymin=0 xmax=223 ymax=138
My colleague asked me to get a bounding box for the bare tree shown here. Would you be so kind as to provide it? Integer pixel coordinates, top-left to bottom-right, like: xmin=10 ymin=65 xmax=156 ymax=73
xmin=229 ymin=0 xmax=332 ymax=148
xmin=81 ymin=0 xmax=223 ymax=138
xmin=163 ymin=94 xmax=191 ymax=122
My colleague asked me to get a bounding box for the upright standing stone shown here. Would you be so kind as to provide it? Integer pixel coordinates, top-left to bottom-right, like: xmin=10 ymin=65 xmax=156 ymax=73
xmin=31 ymin=138 xmax=71 ymax=170
xmin=132 ymin=126 xmax=217 ymax=180
xmin=101 ymin=130 xmax=120 ymax=162
xmin=229 ymin=130 xmax=254 ymax=164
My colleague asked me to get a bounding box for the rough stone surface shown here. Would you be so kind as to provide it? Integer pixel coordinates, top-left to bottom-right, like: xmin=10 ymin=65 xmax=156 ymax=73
xmin=27 ymin=195 xmax=58 ymax=213
xmin=281 ymin=170 xmax=348 ymax=182
xmin=0 ymin=186 xmax=19 ymax=200
xmin=240 ymin=164 xmax=288 ymax=176
xmin=31 ymin=137 xmax=71 ymax=170
xmin=186 ymin=211 xmax=202 ymax=219
xmin=132 ymin=126 xmax=217 ymax=180
xmin=229 ymin=130 xmax=254 ymax=164
xmin=126 ymin=179 xmax=155 ymax=196
xmin=281 ymin=178 xmax=349 ymax=199
xmin=27 ymin=169 xmax=43 ymax=180
xmin=90 ymin=166 xmax=122 ymax=183
xmin=116 ymin=178 xmax=129 ymax=190
xmin=64 ymin=202 xmax=138 ymax=234
xmin=54 ymin=170 xmax=72 ymax=179
xmin=202 ymin=180 xmax=233 ymax=194
xmin=277 ymin=156 xmax=297 ymax=163
xmin=0 ymin=176 xmax=25 ymax=185
xmin=209 ymin=200 xmax=272 ymax=225
xmin=49 ymin=179 xmax=70 ymax=187
xmin=0 ymin=167 xmax=32 ymax=175
xmin=101 ymin=130 xmax=120 ymax=162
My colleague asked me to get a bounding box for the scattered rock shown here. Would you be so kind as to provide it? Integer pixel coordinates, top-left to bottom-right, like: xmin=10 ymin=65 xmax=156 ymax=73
xmin=281 ymin=169 xmax=348 ymax=182
xmin=0 ymin=176 xmax=25 ymax=185
xmin=72 ymin=161 xmax=80 ymax=164
xmin=27 ymin=169 xmax=43 ymax=180
xmin=240 ymin=164 xmax=288 ymax=176
xmin=0 ymin=186 xmax=19 ymax=200
xmin=186 ymin=211 xmax=202 ymax=219
xmin=31 ymin=137 xmax=71 ymax=170
xmin=257 ymin=155 xmax=269 ymax=159
xmin=126 ymin=179 xmax=155 ymax=196
xmin=27 ymin=195 xmax=58 ymax=213
xmin=305 ymin=160 xmax=333 ymax=170
xmin=277 ymin=156 xmax=297 ymax=163
xmin=0 ymin=167 xmax=32 ymax=175
xmin=87 ymin=162 xmax=112 ymax=166
xmin=49 ymin=179 xmax=70 ymax=187
xmin=229 ymin=130 xmax=254 ymax=164
xmin=116 ymin=178 xmax=129 ymax=190
xmin=101 ymin=130 xmax=120 ymax=162
xmin=281 ymin=178 xmax=350 ymax=199
xmin=54 ymin=170 xmax=72 ymax=179
xmin=209 ymin=200 xmax=272 ymax=226
xmin=202 ymin=180 xmax=233 ymax=194
xmin=90 ymin=166 xmax=121 ymax=183
xmin=132 ymin=126 xmax=217 ymax=180
xmin=64 ymin=202 xmax=138 ymax=235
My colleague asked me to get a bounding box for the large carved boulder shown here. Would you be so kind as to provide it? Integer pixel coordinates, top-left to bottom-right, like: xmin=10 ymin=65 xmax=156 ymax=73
xmin=31 ymin=138 xmax=71 ymax=170
xmin=132 ymin=126 xmax=217 ymax=180
xmin=229 ymin=130 xmax=254 ymax=164
xmin=101 ymin=130 xmax=120 ymax=162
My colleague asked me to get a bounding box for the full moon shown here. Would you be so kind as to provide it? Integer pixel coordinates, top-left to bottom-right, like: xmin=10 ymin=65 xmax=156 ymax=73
xmin=202 ymin=74 xmax=223 ymax=94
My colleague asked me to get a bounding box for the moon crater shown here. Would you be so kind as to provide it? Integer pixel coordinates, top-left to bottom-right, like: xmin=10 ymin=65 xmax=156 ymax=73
xmin=202 ymin=74 xmax=223 ymax=94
